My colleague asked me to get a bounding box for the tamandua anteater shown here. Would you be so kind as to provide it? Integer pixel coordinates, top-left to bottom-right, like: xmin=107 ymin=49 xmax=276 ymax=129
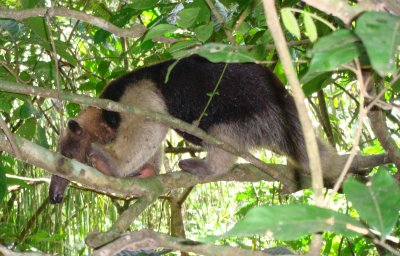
xmin=49 ymin=55 xmax=335 ymax=204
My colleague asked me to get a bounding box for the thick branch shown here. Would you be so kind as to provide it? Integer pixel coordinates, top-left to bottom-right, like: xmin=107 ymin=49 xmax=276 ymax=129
xmin=366 ymin=72 xmax=400 ymax=180
xmin=301 ymin=0 xmax=385 ymax=24
xmin=0 ymin=131 xmax=389 ymax=199
xmin=0 ymin=7 xmax=146 ymax=38
xmin=0 ymin=80 xmax=295 ymax=189
xmin=89 ymin=230 xmax=271 ymax=256
xmin=263 ymin=0 xmax=324 ymax=204
xmin=0 ymin=133 xmax=297 ymax=195
xmin=0 ymin=244 xmax=50 ymax=256
xmin=0 ymin=134 xmax=161 ymax=198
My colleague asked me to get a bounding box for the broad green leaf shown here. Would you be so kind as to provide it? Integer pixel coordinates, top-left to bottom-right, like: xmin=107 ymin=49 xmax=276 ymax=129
xmin=0 ymin=163 xmax=6 ymax=203
xmin=35 ymin=125 xmax=50 ymax=149
xmin=22 ymin=17 xmax=47 ymax=40
xmin=79 ymin=81 xmax=97 ymax=91
xmin=302 ymin=72 xmax=331 ymax=96
xmin=0 ymin=20 xmax=21 ymax=36
xmin=185 ymin=0 xmax=211 ymax=25
xmin=126 ymin=0 xmax=159 ymax=10
xmin=355 ymin=12 xmax=400 ymax=76
xmin=194 ymin=23 xmax=214 ymax=42
xmin=87 ymin=1 xmax=111 ymax=19
xmin=169 ymin=40 xmax=201 ymax=53
xmin=344 ymin=170 xmax=400 ymax=239
xmin=21 ymin=0 xmax=44 ymax=8
xmin=94 ymin=8 xmax=139 ymax=43
xmin=362 ymin=141 xmax=384 ymax=154
xmin=143 ymin=24 xmax=178 ymax=42
xmin=177 ymin=8 xmax=201 ymax=29
xmin=174 ymin=43 xmax=262 ymax=63
xmin=304 ymin=30 xmax=362 ymax=80
xmin=98 ymin=61 xmax=111 ymax=77
xmin=66 ymin=102 xmax=81 ymax=117
xmin=281 ymin=9 xmax=300 ymax=39
xmin=304 ymin=13 xmax=317 ymax=42
xmin=16 ymin=118 xmax=37 ymax=140
xmin=0 ymin=93 xmax=13 ymax=113
xmin=24 ymin=39 xmax=77 ymax=66
xmin=13 ymin=102 xmax=40 ymax=120
xmin=222 ymin=204 xmax=367 ymax=240
xmin=93 ymin=30 xmax=111 ymax=44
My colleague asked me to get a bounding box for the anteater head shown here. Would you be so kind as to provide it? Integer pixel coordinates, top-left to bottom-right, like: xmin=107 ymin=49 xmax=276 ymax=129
xmin=50 ymin=107 xmax=110 ymax=204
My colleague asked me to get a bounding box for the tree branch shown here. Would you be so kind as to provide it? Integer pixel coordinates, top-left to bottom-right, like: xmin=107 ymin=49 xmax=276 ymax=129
xmin=301 ymin=0 xmax=387 ymax=24
xmin=366 ymin=72 xmax=400 ymax=180
xmin=0 ymin=7 xmax=146 ymax=38
xmin=262 ymin=0 xmax=324 ymax=205
xmin=89 ymin=230 xmax=271 ymax=256
xmin=0 ymin=244 xmax=50 ymax=256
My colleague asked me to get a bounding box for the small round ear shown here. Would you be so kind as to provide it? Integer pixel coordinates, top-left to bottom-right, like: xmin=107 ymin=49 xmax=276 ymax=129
xmin=67 ymin=120 xmax=82 ymax=135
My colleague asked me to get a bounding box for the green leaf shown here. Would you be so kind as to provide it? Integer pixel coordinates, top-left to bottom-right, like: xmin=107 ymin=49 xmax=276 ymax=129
xmin=304 ymin=13 xmax=317 ymax=42
xmin=79 ymin=81 xmax=97 ymax=91
xmin=344 ymin=169 xmax=400 ymax=239
xmin=98 ymin=61 xmax=111 ymax=77
xmin=126 ymin=0 xmax=159 ymax=10
xmin=281 ymin=9 xmax=300 ymax=39
xmin=143 ymin=24 xmax=178 ymax=42
xmin=13 ymin=102 xmax=40 ymax=120
xmin=0 ymin=163 xmax=6 ymax=203
xmin=355 ymin=12 xmax=400 ymax=76
xmin=0 ymin=93 xmax=13 ymax=113
xmin=177 ymin=8 xmax=201 ymax=29
xmin=22 ymin=17 xmax=48 ymax=40
xmin=0 ymin=20 xmax=21 ymax=37
xmin=94 ymin=7 xmax=140 ymax=43
xmin=304 ymin=30 xmax=362 ymax=80
xmin=185 ymin=0 xmax=211 ymax=25
xmin=94 ymin=30 xmax=111 ymax=44
xmin=222 ymin=204 xmax=367 ymax=240
xmin=173 ymin=43 xmax=262 ymax=63
xmin=169 ymin=40 xmax=201 ymax=53
xmin=21 ymin=0 xmax=44 ymax=8
xmin=35 ymin=125 xmax=50 ymax=149
xmin=16 ymin=118 xmax=37 ymax=140
xmin=302 ymin=72 xmax=331 ymax=96
xmin=24 ymin=39 xmax=77 ymax=66
xmin=194 ymin=23 xmax=214 ymax=42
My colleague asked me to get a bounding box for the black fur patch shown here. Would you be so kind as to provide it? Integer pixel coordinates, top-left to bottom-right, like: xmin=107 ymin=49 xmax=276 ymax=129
xmin=99 ymin=55 xmax=300 ymax=151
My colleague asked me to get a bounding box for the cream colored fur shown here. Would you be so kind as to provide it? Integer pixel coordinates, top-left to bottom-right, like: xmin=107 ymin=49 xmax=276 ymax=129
xmin=104 ymin=80 xmax=168 ymax=177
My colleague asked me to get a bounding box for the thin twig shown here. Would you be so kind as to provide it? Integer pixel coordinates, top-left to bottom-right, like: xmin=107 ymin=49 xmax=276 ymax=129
xmin=45 ymin=11 xmax=64 ymax=135
xmin=324 ymin=58 xmax=367 ymax=206
xmin=373 ymin=238 xmax=400 ymax=256
xmin=194 ymin=63 xmax=228 ymax=126
xmin=366 ymin=73 xmax=400 ymax=112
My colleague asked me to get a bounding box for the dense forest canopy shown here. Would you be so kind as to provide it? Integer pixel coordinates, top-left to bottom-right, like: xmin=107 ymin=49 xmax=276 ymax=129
xmin=0 ymin=0 xmax=399 ymax=255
